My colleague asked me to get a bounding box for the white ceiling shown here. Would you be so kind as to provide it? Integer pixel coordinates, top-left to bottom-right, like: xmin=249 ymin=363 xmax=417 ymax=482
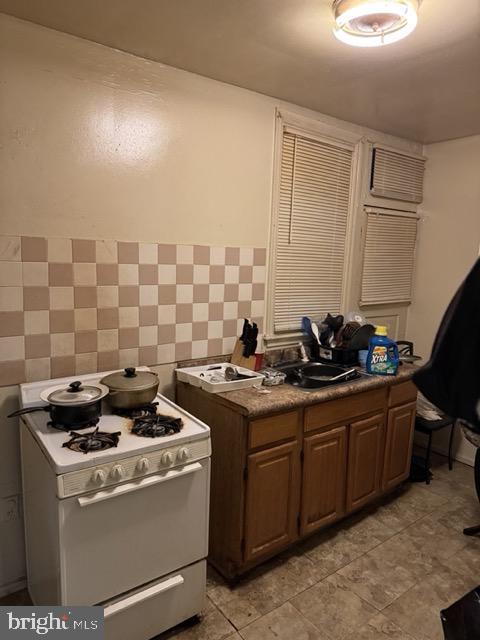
xmin=1 ymin=0 xmax=479 ymax=143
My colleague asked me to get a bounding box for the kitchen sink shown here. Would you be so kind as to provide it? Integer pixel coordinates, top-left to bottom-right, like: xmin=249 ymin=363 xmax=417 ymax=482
xmin=273 ymin=361 xmax=364 ymax=390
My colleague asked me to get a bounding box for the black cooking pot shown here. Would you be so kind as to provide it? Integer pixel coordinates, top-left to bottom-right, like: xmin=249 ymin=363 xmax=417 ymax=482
xmin=8 ymin=380 xmax=109 ymax=430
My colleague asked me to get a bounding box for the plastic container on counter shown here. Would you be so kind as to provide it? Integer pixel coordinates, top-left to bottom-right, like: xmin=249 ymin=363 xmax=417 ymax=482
xmin=366 ymin=326 xmax=399 ymax=375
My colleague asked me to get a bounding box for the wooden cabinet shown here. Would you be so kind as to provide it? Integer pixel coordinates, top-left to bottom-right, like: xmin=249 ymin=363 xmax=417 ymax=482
xmin=177 ymin=377 xmax=416 ymax=580
xmin=249 ymin=411 xmax=298 ymax=449
xmin=346 ymin=414 xmax=385 ymax=512
xmin=304 ymin=388 xmax=386 ymax=432
xmin=244 ymin=441 xmax=300 ymax=562
xmin=388 ymin=380 xmax=417 ymax=408
xmin=301 ymin=426 xmax=347 ymax=536
xmin=382 ymin=401 xmax=416 ymax=491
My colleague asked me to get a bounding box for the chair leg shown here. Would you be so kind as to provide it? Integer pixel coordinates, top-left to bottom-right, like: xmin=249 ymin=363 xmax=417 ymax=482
xmin=464 ymin=448 xmax=480 ymax=536
xmin=425 ymin=431 xmax=433 ymax=485
xmin=463 ymin=524 xmax=480 ymax=536
xmin=448 ymin=423 xmax=455 ymax=471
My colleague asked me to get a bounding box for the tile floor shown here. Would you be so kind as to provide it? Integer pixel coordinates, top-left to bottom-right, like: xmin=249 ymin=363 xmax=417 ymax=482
xmin=2 ymin=452 xmax=479 ymax=640
xmin=161 ymin=452 xmax=480 ymax=640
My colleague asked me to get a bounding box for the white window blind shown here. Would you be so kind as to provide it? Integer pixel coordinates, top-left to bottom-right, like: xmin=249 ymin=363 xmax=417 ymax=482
xmin=370 ymin=147 xmax=425 ymax=204
xmin=361 ymin=209 xmax=418 ymax=306
xmin=274 ymin=130 xmax=353 ymax=333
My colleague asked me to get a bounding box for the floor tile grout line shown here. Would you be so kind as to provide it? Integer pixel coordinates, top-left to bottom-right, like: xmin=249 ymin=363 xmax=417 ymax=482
xmin=380 ymin=578 xmax=439 ymax=640
xmin=287 ymin=578 xmax=418 ymax=640
xmin=210 ymin=523 xmax=472 ymax=634
xmin=202 ymin=596 xmax=238 ymax=637
xmin=287 ymin=597 xmax=338 ymax=640
xmin=343 ymin=480 xmax=479 ymax=639
xmin=290 ymin=493 xmax=472 ymax=622
xmin=202 ymin=467 xmax=476 ymax=640
xmin=281 ymin=506 xmax=426 ymax=612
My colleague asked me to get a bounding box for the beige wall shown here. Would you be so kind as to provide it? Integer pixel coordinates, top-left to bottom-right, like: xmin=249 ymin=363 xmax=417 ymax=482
xmin=408 ymin=134 xmax=480 ymax=465
xmin=0 ymin=13 xmax=422 ymax=594
xmin=0 ymin=14 xmax=421 ymax=246
xmin=0 ymin=17 xmax=273 ymax=247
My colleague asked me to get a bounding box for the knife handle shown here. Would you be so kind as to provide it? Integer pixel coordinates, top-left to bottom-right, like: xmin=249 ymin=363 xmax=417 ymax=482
xmin=240 ymin=318 xmax=249 ymax=343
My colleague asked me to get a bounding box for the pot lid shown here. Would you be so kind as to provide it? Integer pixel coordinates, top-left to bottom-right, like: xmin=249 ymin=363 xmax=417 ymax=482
xmin=41 ymin=381 xmax=109 ymax=406
xmin=100 ymin=367 xmax=158 ymax=391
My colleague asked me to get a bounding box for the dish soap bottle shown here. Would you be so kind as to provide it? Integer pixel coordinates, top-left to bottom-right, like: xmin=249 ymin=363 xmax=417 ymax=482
xmin=366 ymin=326 xmax=399 ymax=375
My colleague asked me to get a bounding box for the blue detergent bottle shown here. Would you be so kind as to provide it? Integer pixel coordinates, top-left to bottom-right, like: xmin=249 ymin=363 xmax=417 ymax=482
xmin=366 ymin=325 xmax=399 ymax=375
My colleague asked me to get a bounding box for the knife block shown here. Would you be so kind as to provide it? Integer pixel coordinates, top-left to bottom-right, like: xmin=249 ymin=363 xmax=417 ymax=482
xmin=231 ymin=339 xmax=257 ymax=370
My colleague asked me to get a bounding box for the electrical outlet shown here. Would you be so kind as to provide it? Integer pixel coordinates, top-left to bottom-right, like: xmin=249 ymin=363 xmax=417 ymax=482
xmin=1 ymin=495 xmax=19 ymax=523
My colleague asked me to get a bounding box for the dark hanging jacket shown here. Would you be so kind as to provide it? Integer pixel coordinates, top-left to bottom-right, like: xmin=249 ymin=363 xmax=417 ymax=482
xmin=413 ymin=258 xmax=480 ymax=432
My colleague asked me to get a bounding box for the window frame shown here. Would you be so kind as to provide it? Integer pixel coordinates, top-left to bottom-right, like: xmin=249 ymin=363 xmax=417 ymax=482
xmin=265 ymin=109 xmax=363 ymax=347
xmin=359 ymin=206 xmax=420 ymax=307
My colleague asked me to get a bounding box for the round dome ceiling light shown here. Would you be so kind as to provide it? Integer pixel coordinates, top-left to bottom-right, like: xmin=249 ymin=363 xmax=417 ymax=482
xmin=332 ymin=0 xmax=419 ymax=47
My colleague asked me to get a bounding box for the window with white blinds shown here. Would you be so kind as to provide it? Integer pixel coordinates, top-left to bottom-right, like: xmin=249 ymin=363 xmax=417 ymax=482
xmin=273 ymin=130 xmax=353 ymax=333
xmin=361 ymin=209 xmax=418 ymax=306
xmin=370 ymin=146 xmax=425 ymax=204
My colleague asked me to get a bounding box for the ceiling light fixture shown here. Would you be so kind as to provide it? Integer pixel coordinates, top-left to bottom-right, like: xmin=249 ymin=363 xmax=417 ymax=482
xmin=332 ymin=0 xmax=419 ymax=47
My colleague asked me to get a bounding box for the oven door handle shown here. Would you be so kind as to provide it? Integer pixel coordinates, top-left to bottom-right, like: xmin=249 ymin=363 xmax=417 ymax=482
xmin=103 ymin=574 xmax=185 ymax=619
xmin=77 ymin=462 xmax=203 ymax=507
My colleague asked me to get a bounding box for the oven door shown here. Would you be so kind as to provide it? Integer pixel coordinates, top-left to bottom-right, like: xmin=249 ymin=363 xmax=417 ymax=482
xmin=58 ymin=458 xmax=210 ymax=605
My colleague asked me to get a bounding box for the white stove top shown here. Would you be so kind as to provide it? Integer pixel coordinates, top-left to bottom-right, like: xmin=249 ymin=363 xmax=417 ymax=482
xmin=19 ymin=368 xmax=210 ymax=474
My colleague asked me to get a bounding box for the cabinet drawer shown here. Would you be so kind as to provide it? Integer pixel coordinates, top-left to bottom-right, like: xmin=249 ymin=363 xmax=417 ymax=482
xmin=105 ymin=559 xmax=206 ymax=640
xmin=248 ymin=411 xmax=299 ymax=449
xmin=389 ymin=381 xmax=417 ymax=407
xmin=304 ymin=388 xmax=387 ymax=433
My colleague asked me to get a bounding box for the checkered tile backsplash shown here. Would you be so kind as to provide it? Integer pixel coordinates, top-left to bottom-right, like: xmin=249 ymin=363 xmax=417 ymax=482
xmin=0 ymin=236 xmax=266 ymax=385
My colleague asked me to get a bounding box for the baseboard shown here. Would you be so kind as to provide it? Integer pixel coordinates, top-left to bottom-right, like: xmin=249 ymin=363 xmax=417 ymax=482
xmin=443 ymin=449 xmax=475 ymax=467
xmin=415 ymin=442 xmax=474 ymax=468
xmin=0 ymin=578 xmax=26 ymax=599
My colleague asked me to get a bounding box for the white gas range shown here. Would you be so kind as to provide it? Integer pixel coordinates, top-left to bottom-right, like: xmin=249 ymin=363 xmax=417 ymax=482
xmin=18 ymin=368 xmax=211 ymax=640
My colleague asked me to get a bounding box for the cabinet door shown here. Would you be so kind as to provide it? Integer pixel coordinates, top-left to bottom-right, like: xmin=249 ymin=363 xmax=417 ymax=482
xmin=346 ymin=414 xmax=384 ymax=512
xmin=300 ymin=426 xmax=347 ymax=536
xmin=244 ymin=441 xmax=300 ymax=563
xmin=382 ymin=401 xmax=416 ymax=491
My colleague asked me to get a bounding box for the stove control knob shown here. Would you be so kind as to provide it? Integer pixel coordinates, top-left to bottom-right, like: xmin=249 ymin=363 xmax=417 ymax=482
xmin=177 ymin=447 xmax=190 ymax=462
xmin=161 ymin=451 xmax=173 ymax=466
xmin=111 ymin=464 xmax=125 ymax=480
xmin=92 ymin=469 xmax=106 ymax=485
xmin=137 ymin=457 xmax=150 ymax=473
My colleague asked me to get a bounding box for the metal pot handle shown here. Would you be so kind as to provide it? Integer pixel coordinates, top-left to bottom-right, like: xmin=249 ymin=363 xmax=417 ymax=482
xmin=8 ymin=406 xmax=49 ymax=418
xmin=123 ymin=367 xmax=158 ymax=379
xmin=329 ymin=368 xmax=357 ymax=382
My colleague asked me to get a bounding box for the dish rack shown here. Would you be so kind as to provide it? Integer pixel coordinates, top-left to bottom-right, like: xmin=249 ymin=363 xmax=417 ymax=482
xmin=310 ymin=341 xmax=359 ymax=366
xmin=176 ymin=363 xmax=264 ymax=393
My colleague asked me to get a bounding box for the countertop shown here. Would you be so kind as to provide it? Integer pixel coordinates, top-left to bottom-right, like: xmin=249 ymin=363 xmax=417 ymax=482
xmin=186 ymin=363 xmax=417 ymax=419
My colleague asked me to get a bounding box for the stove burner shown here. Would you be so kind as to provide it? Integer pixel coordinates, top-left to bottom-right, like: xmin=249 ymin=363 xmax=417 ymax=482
xmin=48 ymin=418 xmax=99 ymax=432
xmin=112 ymin=403 xmax=184 ymax=438
xmin=131 ymin=414 xmax=184 ymax=438
xmin=113 ymin=403 xmax=159 ymax=419
xmin=62 ymin=427 xmax=121 ymax=454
